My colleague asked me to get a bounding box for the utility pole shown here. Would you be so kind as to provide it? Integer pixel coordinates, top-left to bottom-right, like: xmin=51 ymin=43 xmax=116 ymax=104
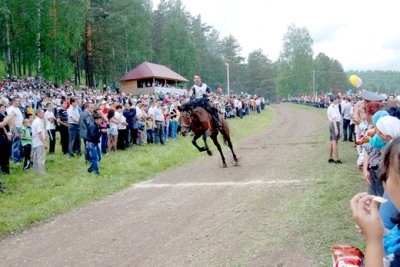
xmin=226 ymin=63 xmax=230 ymax=97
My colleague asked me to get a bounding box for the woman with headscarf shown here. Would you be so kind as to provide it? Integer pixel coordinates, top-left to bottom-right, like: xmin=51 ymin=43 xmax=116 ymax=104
xmin=376 ymin=116 xmax=400 ymax=230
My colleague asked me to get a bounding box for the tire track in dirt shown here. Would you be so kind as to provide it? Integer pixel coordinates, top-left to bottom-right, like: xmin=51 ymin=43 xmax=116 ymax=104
xmin=0 ymin=105 xmax=324 ymax=267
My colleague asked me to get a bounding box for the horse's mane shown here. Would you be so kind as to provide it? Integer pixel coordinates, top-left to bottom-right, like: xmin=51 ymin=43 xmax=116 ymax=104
xmin=178 ymin=101 xmax=193 ymax=111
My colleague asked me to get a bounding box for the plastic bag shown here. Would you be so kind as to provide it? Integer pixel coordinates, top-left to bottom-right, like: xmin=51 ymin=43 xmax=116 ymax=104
xmin=331 ymin=245 xmax=364 ymax=267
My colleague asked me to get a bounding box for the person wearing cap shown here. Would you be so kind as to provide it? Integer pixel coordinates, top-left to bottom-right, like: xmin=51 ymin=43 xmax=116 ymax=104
xmin=327 ymin=94 xmax=342 ymax=164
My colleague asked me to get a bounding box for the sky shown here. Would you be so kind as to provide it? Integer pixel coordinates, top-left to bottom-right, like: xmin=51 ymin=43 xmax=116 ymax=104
xmin=152 ymin=0 xmax=400 ymax=71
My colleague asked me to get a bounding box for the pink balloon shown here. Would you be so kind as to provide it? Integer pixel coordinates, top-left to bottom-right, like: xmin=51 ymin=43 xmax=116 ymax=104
xmin=355 ymin=77 xmax=363 ymax=88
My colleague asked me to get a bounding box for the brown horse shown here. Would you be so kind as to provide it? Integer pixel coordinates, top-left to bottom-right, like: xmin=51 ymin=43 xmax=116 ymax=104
xmin=179 ymin=106 xmax=238 ymax=168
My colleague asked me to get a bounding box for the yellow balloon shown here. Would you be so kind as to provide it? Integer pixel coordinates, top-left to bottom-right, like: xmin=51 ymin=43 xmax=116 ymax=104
xmin=349 ymin=75 xmax=358 ymax=86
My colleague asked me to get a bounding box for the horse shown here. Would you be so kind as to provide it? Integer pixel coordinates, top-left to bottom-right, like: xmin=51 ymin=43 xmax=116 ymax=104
xmin=179 ymin=104 xmax=238 ymax=168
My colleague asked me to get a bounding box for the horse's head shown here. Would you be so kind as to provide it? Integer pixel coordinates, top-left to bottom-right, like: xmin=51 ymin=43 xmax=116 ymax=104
xmin=179 ymin=110 xmax=192 ymax=128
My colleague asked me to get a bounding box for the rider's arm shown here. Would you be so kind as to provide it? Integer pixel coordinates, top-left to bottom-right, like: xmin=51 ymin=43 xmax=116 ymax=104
xmin=189 ymin=87 xmax=194 ymax=99
xmin=206 ymin=86 xmax=213 ymax=98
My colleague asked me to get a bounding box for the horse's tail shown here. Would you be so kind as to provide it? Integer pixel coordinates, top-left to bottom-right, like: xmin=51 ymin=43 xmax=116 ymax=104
xmin=220 ymin=115 xmax=229 ymax=131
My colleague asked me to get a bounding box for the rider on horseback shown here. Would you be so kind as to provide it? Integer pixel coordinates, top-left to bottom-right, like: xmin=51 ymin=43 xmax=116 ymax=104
xmin=187 ymin=74 xmax=220 ymax=128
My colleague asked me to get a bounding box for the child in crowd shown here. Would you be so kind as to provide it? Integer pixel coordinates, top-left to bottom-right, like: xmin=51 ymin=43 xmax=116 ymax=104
xmin=21 ymin=119 xmax=32 ymax=170
xmin=351 ymin=137 xmax=400 ymax=267
xmin=146 ymin=116 xmax=154 ymax=144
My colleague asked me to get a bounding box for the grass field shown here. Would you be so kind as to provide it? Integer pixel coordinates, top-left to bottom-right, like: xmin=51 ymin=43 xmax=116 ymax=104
xmin=0 ymin=109 xmax=275 ymax=238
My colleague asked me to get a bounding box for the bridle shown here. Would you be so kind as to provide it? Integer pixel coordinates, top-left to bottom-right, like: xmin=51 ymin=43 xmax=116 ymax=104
xmin=180 ymin=110 xmax=192 ymax=128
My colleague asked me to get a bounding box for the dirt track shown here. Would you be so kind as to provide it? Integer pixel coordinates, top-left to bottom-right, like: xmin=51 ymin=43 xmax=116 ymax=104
xmin=0 ymin=105 xmax=324 ymax=267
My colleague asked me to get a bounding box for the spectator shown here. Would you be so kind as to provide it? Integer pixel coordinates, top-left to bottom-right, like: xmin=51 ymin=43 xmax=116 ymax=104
xmin=362 ymin=111 xmax=389 ymax=197
xmin=56 ymin=100 xmax=69 ymax=155
xmin=146 ymin=114 xmax=154 ymax=144
xmin=107 ymin=109 xmax=119 ymax=152
xmin=44 ymin=103 xmax=56 ymax=154
xmin=99 ymin=102 xmax=109 ymax=154
xmin=0 ymin=103 xmax=14 ymax=177
xmin=123 ymin=103 xmax=136 ymax=149
xmin=86 ymin=113 xmax=105 ymax=175
xmin=21 ymin=119 xmax=32 ymax=170
xmin=67 ymin=98 xmax=81 ymax=158
xmin=151 ymin=100 xmax=165 ymax=145
xmin=376 ymin=116 xmax=400 ymax=142
xmin=342 ymin=96 xmax=352 ymax=142
xmin=376 ymin=116 xmax=400 ymax=230
xmin=327 ymin=94 xmax=342 ymax=164
xmin=31 ymin=109 xmax=47 ymax=174
xmin=7 ymin=97 xmax=24 ymax=164
xmin=116 ymin=105 xmax=128 ymax=150
xmin=350 ymin=137 xmax=400 ymax=267
xmin=169 ymin=102 xmax=179 ymax=139
xmin=79 ymin=103 xmax=94 ymax=162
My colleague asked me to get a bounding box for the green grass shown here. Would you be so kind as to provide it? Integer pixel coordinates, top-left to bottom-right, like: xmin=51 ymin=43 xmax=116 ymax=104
xmin=0 ymin=110 xmax=275 ymax=238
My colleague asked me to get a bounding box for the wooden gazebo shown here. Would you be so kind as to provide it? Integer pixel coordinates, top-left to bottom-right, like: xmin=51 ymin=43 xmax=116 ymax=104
xmin=120 ymin=61 xmax=189 ymax=95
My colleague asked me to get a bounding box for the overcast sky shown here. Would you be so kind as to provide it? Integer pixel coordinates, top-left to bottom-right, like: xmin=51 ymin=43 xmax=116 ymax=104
xmin=153 ymin=0 xmax=400 ymax=71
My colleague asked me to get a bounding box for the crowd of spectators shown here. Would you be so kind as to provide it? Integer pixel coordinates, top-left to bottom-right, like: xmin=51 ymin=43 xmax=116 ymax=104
xmin=319 ymin=89 xmax=400 ymax=266
xmin=0 ymin=77 xmax=266 ymax=188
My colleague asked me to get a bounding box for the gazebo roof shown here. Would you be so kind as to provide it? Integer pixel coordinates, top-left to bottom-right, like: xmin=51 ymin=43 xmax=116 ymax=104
xmin=121 ymin=61 xmax=188 ymax=82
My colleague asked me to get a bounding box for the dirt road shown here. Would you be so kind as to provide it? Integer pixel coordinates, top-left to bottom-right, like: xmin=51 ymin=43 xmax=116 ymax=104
xmin=0 ymin=105 xmax=324 ymax=267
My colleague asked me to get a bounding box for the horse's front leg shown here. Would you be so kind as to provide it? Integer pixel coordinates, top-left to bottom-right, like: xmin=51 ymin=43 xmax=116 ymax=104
xmin=192 ymin=132 xmax=206 ymax=152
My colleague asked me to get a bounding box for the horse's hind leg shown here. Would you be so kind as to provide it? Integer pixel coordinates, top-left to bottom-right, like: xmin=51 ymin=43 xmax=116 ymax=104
xmin=220 ymin=129 xmax=238 ymax=164
xmin=192 ymin=132 xmax=206 ymax=152
xmin=203 ymin=132 xmax=212 ymax=156
xmin=211 ymin=135 xmax=227 ymax=168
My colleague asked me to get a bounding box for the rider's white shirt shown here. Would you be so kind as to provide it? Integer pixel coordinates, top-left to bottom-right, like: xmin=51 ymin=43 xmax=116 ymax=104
xmin=192 ymin=84 xmax=209 ymax=99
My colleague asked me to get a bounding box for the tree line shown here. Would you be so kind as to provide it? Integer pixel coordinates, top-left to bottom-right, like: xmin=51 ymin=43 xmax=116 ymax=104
xmin=347 ymin=70 xmax=400 ymax=95
xmin=1 ymin=0 xmax=355 ymax=98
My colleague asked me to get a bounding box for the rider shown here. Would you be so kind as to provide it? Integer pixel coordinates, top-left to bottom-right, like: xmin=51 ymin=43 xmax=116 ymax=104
xmin=188 ymin=74 xmax=220 ymax=128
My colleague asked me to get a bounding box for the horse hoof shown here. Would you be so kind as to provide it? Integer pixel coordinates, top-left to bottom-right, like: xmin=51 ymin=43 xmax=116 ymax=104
xmin=222 ymin=163 xmax=228 ymax=168
xmin=207 ymin=151 xmax=213 ymax=156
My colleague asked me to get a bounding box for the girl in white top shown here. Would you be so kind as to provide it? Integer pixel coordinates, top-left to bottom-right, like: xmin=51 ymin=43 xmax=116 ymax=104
xmin=44 ymin=106 xmax=56 ymax=131
xmin=107 ymin=109 xmax=120 ymax=152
